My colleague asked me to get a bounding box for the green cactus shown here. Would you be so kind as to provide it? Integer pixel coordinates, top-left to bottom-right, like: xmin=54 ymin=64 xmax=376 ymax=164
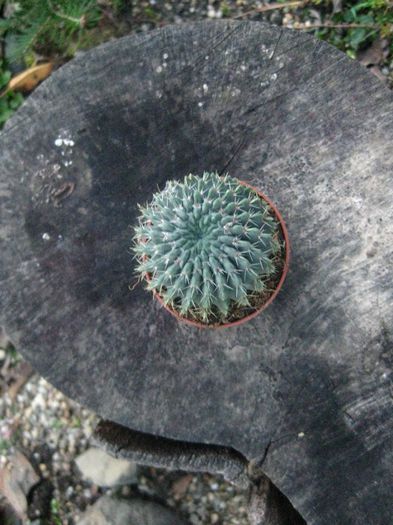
xmin=133 ymin=172 xmax=282 ymax=323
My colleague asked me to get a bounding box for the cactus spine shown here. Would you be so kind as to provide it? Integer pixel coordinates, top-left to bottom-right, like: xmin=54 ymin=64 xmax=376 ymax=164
xmin=133 ymin=172 xmax=281 ymax=323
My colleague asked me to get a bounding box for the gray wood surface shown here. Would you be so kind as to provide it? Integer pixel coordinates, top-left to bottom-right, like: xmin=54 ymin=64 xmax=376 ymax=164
xmin=1 ymin=20 xmax=393 ymax=524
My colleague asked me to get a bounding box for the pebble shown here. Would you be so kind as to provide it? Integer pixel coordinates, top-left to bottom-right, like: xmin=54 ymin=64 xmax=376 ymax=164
xmin=77 ymin=496 xmax=188 ymax=525
xmin=75 ymin=448 xmax=138 ymax=487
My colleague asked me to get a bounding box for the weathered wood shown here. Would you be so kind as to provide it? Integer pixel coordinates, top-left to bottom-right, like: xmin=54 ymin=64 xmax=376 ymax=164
xmin=94 ymin=419 xmax=306 ymax=525
xmin=1 ymin=20 xmax=393 ymax=525
xmin=93 ymin=419 xmax=249 ymax=488
xmin=247 ymin=474 xmax=306 ymax=525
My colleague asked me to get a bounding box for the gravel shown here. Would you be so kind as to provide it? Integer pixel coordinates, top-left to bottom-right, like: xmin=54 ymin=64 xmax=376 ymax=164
xmin=0 ymin=362 xmax=249 ymax=524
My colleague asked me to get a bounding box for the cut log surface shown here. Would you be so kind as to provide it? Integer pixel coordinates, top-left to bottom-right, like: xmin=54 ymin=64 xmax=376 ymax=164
xmin=1 ymin=21 xmax=393 ymax=525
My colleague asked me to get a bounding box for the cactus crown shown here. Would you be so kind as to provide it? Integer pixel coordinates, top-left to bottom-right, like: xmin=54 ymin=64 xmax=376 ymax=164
xmin=133 ymin=172 xmax=281 ymax=324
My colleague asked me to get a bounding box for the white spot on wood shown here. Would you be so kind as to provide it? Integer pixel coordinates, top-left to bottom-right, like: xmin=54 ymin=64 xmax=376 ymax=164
xmin=163 ymin=53 xmax=168 ymax=59
xmin=198 ymin=102 xmax=204 ymax=108
xmin=55 ymin=138 xmax=74 ymax=147
xmin=156 ymin=65 xmax=163 ymax=73
xmin=351 ymin=196 xmax=364 ymax=209
xmin=203 ymin=83 xmax=208 ymax=93
xmin=261 ymin=44 xmax=271 ymax=55
xmin=298 ymin=432 xmax=305 ymax=438
xmin=42 ymin=233 xmax=51 ymax=241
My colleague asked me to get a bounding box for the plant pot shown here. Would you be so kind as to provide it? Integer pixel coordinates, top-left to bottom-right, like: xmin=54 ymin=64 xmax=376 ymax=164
xmin=146 ymin=180 xmax=290 ymax=329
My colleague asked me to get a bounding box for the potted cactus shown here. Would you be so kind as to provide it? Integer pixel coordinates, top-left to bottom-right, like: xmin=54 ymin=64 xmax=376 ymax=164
xmin=133 ymin=172 xmax=289 ymax=328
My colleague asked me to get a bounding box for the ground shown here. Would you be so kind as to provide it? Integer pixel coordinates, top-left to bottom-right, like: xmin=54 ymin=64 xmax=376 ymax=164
xmin=0 ymin=346 xmax=249 ymax=524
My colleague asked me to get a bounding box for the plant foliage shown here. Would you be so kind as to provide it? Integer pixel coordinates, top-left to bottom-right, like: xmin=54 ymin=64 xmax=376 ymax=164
xmin=309 ymin=0 xmax=393 ymax=56
xmin=133 ymin=172 xmax=281 ymax=324
xmin=0 ymin=0 xmax=101 ymax=62
xmin=0 ymin=61 xmax=23 ymax=127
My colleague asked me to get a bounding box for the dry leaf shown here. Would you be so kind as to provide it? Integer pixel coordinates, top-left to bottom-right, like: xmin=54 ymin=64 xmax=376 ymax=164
xmin=358 ymin=39 xmax=388 ymax=67
xmin=0 ymin=451 xmax=40 ymax=519
xmin=332 ymin=0 xmax=342 ymax=14
xmin=7 ymin=361 xmax=34 ymax=401
xmin=0 ymin=326 xmax=12 ymax=350
xmin=171 ymin=474 xmax=193 ymax=500
xmin=308 ymin=8 xmax=321 ymax=25
xmin=8 ymin=63 xmax=53 ymax=93
xmin=368 ymin=66 xmax=388 ymax=84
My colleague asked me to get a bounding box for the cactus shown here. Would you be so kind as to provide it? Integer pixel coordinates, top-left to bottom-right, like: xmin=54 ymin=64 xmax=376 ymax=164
xmin=133 ymin=172 xmax=281 ymax=323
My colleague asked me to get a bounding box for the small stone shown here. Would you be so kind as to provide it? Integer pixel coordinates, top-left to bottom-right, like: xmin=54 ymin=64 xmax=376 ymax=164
xmin=75 ymin=448 xmax=137 ymax=487
xmin=171 ymin=474 xmax=193 ymax=500
xmin=0 ymin=450 xmax=40 ymax=519
xmin=77 ymin=496 xmax=187 ymax=525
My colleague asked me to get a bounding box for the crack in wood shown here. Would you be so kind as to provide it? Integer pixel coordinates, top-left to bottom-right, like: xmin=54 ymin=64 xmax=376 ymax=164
xmin=269 ymin=29 xmax=283 ymax=61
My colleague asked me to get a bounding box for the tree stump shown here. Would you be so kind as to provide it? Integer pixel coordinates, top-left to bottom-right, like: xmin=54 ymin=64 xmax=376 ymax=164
xmin=1 ymin=21 xmax=393 ymax=525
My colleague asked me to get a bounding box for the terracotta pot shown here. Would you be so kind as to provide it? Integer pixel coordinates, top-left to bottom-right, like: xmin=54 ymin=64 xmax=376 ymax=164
xmin=146 ymin=180 xmax=290 ymax=329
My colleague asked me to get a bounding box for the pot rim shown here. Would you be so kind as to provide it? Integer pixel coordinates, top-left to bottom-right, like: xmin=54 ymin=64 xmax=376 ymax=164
xmin=146 ymin=180 xmax=290 ymax=329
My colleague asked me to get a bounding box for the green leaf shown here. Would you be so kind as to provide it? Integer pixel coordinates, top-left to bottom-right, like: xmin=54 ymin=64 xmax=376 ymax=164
xmin=0 ymin=108 xmax=14 ymax=125
xmin=0 ymin=18 xmax=12 ymax=33
xmin=358 ymin=14 xmax=375 ymax=24
xmin=0 ymin=70 xmax=11 ymax=89
xmin=9 ymin=92 xmax=24 ymax=110
xmin=6 ymin=17 xmax=49 ymax=62
xmin=349 ymin=28 xmax=367 ymax=48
